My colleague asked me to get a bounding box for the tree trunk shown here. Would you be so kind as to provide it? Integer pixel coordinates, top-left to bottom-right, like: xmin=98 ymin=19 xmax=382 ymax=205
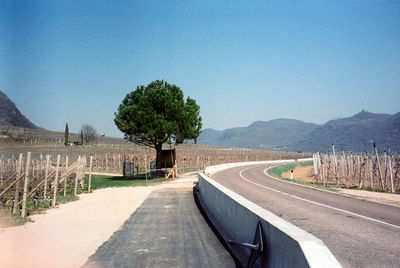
xmin=155 ymin=143 xmax=163 ymax=170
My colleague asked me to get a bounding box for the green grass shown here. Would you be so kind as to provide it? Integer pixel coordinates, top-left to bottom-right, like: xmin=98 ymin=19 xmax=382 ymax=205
xmin=84 ymin=174 xmax=164 ymax=191
xmin=267 ymin=161 xmax=313 ymax=179
xmin=268 ymin=161 xmax=338 ymax=192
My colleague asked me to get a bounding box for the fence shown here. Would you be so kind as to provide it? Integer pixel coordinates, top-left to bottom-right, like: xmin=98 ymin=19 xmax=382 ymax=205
xmin=0 ymin=146 xmax=306 ymax=218
xmin=0 ymin=152 xmax=88 ymax=218
xmin=312 ymin=147 xmax=400 ymax=192
xmin=86 ymin=146 xmax=305 ymax=174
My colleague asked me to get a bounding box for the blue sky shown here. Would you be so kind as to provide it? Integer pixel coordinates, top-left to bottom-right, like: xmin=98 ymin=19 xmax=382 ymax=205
xmin=1 ymin=0 xmax=399 ymax=137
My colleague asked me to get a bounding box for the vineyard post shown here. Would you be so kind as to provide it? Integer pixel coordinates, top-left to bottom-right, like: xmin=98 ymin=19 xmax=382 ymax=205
xmin=369 ymin=158 xmax=374 ymax=189
xmin=52 ymin=155 xmax=61 ymax=207
xmin=63 ymin=156 xmax=69 ymax=196
xmin=74 ymin=156 xmax=81 ymax=196
xmin=12 ymin=153 xmax=23 ymax=214
xmin=31 ymin=160 xmax=35 ymax=178
xmin=21 ymin=152 xmax=31 ymax=218
xmin=44 ymin=155 xmax=50 ymax=198
xmin=342 ymin=152 xmax=347 ymax=178
xmin=88 ymin=156 xmax=93 ymax=192
xmin=145 ymin=154 xmax=148 ymax=186
xmin=0 ymin=159 xmax=2 ymax=183
xmin=332 ymin=144 xmax=338 ymax=186
xmin=358 ymin=155 xmax=362 ymax=188
xmin=389 ymin=155 xmax=394 ymax=193
xmin=384 ymin=151 xmax=388 ymax=186
xmin=374 ymin=143 xmax=385 ymax=190
xmin=322 ymin=156 xmax=326 ymax=187
xmin=80 ymin=156 xmax=86 ymax=189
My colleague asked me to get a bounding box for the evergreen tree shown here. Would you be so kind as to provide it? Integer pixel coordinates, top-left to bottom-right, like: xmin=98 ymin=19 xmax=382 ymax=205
xmin=64 ymin=123 xmax=69 ymax=146
xmin=114 ymin=80 xmax=202 ymax=168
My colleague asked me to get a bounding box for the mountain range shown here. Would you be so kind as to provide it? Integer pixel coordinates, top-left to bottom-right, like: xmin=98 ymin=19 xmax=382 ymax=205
xmin=1 ymin=90 xmax=399 ymax=153
xmin=198 ymin=111 xmax=400 ymax=153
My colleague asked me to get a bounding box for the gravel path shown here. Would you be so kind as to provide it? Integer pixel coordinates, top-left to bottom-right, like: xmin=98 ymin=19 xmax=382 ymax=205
xmin=0 ymin=175 xmax=198 ymax=268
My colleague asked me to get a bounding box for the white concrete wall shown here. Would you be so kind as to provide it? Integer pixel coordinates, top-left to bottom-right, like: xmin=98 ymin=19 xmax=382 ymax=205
xmin=197 ymin=160 xmax=341 ymax=267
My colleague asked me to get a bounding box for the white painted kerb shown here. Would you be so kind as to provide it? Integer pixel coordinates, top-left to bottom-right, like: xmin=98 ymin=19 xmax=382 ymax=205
xmin=198 ymin=159 xmax=341 ymax=267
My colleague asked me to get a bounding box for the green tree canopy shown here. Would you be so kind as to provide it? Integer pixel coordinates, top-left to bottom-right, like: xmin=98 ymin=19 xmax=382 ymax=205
xmin=114 ymin=80 xmax=202 ymax=168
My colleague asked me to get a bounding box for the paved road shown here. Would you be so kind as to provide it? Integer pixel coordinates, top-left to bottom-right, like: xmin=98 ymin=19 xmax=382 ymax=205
xmin=84 ymin=186 xmax=235 ymax=268
xmin=212 ymin=164 xmax=400 ymax=267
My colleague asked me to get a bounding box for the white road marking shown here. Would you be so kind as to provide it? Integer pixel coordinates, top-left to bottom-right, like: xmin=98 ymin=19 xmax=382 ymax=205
xmin=263 ymin=167 xmax=400 ymax=208
xmin=238 ymin=166 xmax=400 ymax=230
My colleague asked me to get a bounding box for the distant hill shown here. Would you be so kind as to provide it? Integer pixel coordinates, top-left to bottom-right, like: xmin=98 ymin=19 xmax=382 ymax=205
xmin=288 ymin=111 xmax=400 ymax=153
xmin=198 ymin=111 xmax=400 ymax=153
xmin=0 ymin=90 xmax=38 ymax=129
xmin=198 ymin=119 xmax=318 ymax=150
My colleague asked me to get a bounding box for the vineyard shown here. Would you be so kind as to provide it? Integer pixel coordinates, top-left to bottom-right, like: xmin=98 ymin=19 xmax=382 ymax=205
xmin=312 ymin=146 xmax=400 ymax=192
xmin=0 ymin=143 xmax=305 ymax=219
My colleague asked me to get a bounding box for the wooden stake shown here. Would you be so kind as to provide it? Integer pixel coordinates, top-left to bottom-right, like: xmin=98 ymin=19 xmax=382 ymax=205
xmin=369 ymin=158 xmax=374 ymax=189
xmin=74 ymin=156 xmax=81 ymax=196
xmin=145 ymin=154 xmax=148 ymax=186
xmin=389 ymin=155 xmax=394 ymax=193
xmin=88 ymin=156 xmax=93 ymax=192
xmin=374 ymin=143 xmax=385 ymax=190
xmin=118 ymin=154 xmax=121 ymax=170
xmin=52 ymin=155 xmax=61 ymax=207
xmin=21 ymin=152 xmax=31 ymax=217
xmin=64 ymin=156 xmax=69 ymax=196
xmin=44 ymin=155 xmax=50 ymax=198
xmin=12 ymin=153 xmax=23 ymax=214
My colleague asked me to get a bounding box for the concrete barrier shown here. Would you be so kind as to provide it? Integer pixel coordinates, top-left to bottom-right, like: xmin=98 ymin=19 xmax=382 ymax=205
xmin=197 ymin=160 xmax=341 ymax=267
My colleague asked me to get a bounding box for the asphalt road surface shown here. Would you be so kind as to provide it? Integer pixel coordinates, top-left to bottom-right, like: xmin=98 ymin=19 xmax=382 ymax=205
xmin=212 ymin=164 xmax=400 ymax=267
xmin=84 ymin=187 xmax=235 ymax=268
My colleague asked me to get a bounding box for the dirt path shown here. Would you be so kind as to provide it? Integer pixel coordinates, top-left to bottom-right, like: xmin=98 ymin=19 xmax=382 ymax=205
xmin=0 ymin=173 xmax=198 ymax=268
xmin=281 ymin=165 xmax=400 ymax=206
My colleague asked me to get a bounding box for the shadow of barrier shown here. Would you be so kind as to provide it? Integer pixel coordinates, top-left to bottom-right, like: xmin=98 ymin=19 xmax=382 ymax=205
xmin=196 ymin=161 xmax=342 ymax=268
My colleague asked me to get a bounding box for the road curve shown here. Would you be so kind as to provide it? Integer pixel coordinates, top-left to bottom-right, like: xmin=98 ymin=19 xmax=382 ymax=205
xmin=212 ymin=164 xmax=400 ymax=267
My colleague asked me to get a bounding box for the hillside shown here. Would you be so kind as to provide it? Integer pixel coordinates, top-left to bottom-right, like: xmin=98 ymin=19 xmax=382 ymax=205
xmin=198 ymin=111 xmax=400 ymax=153
xmin=288 ymin=111 xmax=400 ymax=153
xmin=0 ymin=90 xmax=38 ymax=129
xmin=198 ymin=119 xmax=318 ymax=150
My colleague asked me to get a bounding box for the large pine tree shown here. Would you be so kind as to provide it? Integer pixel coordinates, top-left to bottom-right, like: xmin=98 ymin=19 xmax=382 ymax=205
xmin=114 ymin=80 xmax=202 ymax=169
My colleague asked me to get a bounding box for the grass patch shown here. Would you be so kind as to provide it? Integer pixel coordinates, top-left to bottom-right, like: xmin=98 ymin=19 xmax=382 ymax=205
xmin=84 ymin=174 xmax=164 ymax=191
xmin=267 ymin=161 xmax=313 ymax=179
xmin=268 ymin=161 xmax=338 ymax=192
